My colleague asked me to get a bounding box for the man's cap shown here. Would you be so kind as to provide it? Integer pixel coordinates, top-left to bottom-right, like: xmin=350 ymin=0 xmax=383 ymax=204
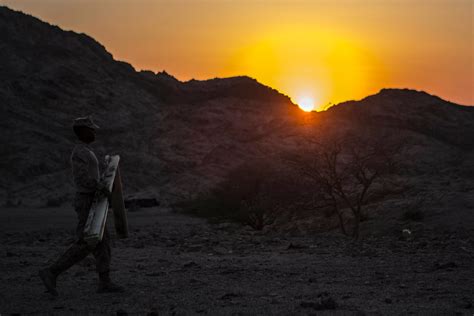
xmin=72 ymin=116 xmax=100 ymax=129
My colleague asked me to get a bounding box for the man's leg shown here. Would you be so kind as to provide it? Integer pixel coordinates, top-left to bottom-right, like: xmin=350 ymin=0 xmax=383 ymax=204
xmin=94 ymin=226 xmax=111 ymax=276
xmin=39 ymin=240 xmax=90 ymax=295
xmin=94 ymin=227 xmax=124 ymax=293
xmin=39 ymin=193 xmax=93 ymax=295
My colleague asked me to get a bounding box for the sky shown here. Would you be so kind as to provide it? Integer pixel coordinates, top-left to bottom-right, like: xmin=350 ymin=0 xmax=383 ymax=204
xmin=2 ymin=0 xmax=473 ymax=110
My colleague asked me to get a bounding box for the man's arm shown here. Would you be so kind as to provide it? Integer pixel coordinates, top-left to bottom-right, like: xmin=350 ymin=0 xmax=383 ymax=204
xmin=72 ymin=154 xmax=99 ymax=191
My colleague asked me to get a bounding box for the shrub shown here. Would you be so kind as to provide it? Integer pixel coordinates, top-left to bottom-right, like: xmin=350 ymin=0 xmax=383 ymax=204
xmin=178 ymin=160 xmax=304 ymax=230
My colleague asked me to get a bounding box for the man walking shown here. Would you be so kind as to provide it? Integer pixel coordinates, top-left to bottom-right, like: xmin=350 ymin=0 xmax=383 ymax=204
xmin=39 ymin=116 xmax=123 ymax=296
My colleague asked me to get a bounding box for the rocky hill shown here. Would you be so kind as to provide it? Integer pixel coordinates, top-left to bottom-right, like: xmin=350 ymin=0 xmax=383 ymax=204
xmin=0 ymin=6 xmax=299 ymax=206
xmin=1 ymin=5 xmax=473 ymax=221
xmin=323 ymin=88 xmax=474 ymax=149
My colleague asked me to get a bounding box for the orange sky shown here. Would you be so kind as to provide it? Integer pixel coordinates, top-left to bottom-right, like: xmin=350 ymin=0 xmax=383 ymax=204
xmin=2 ymin=0 xmax=473 ymax=110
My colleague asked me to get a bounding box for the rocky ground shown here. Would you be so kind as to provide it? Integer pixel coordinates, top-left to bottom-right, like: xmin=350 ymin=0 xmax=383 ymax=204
xmin=0 ymin=206 xmax=473 ymax=315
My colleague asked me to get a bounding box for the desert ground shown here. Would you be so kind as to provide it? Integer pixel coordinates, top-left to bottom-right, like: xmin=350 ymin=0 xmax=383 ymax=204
xmin=0 ymin=206 xmax=473 ymax=315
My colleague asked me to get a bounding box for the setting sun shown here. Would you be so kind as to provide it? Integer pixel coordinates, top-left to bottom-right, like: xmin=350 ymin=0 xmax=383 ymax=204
xmin=296 ymin=96 xmax=315 ymax=112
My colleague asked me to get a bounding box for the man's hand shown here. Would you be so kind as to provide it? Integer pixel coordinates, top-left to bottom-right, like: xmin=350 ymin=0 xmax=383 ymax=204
xmin=97 ymin=182 xmax=112 ymax=199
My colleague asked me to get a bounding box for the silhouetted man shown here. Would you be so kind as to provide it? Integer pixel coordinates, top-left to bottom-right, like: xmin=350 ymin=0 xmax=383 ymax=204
xmin=39 ymin=116 xmax=123 ymax=296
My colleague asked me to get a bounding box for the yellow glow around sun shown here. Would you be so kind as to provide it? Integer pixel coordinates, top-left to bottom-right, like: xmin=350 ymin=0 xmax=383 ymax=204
xmin=227 ymin=26 xmax=381 ymax=110
xmin=296 ymin=96 xmax=315 ymax=112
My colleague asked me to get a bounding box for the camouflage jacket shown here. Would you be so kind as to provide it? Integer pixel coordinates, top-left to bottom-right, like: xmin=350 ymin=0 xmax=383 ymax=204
xmin=70 ymin=143 xmax=100 ymax=193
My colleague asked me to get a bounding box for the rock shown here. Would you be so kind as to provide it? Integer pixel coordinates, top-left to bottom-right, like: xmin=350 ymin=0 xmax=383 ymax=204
xmin=459 ymin=297 xmax=472 ymax=309
xmin=190 ymin=278 xmax=206 ymax=284
xmin=300 ymin=292 xmax=337 ymax=310
xmin=216 ymin=222 xmax=233 ymax=230
xmin=183 ymin=261 xmax=200 ymax=269
xmin=401 ymin=229 xmax=413 ymax=241
xmin=433 ymin=261 xmax=458 ymax=270
xmin=145 ymin=272 xmax=164 ymax=277
xmin=220 ymin=292 xmax=241 ymax=300
xmin=147 ymin=308 xmax=159 ymax=316
xmin=213 ymin=246 xmax=229 ymax=255
xmin=133 ymin=241 xmax=146 ymax=249
xmin=116 ymin=309 xmax=128 ymax=316
xmin=417 ymin=241 xmax=428 ymax=248
xmin=287 ymin=242 xmax=307 ymax=250
xmin=165 ymin=241 xmax=176 ymax=247
xmin=300 ymin=301 xmax=317 ymax=309
xmin=186 ymin=245 xmax=203 ymax=252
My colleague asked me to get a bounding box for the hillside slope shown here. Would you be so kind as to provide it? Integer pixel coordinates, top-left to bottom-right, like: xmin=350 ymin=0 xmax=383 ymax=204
xmin=0 ymin=6 xmax=299 ymax=205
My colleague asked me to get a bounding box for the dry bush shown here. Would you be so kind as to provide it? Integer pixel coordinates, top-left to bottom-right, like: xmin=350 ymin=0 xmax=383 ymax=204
xmin=286 ymin=131 xmax=404 ymax=239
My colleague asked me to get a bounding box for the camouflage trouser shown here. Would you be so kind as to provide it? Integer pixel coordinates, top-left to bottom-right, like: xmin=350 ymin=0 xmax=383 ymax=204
xmin=49 ymin=193 xmax=111 ymax=276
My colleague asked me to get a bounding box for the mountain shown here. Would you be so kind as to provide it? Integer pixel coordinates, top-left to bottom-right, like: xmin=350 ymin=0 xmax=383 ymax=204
xmin=1 ymin=4 xmax=473 ymax=228
xmin=0 ymin=6 xmax=300 ymax=206
xmin=323 ymin=88 xmax=474 ymax=149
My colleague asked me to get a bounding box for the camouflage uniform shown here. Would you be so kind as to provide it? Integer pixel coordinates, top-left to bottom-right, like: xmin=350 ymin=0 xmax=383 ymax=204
xmin=48 ymin=143 xmax=111 ymax=277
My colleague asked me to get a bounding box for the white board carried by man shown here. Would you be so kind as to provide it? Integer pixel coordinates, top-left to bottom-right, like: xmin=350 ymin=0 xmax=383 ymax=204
xmin=84 ymin=154 xmax=129 ymax=246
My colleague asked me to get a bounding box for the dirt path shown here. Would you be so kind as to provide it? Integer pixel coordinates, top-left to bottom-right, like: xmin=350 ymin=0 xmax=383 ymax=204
xmin=0 ymin=206 xmax=473 ymax=315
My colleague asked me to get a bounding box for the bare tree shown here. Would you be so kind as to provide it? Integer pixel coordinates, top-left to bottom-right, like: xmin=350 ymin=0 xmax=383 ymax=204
xmin=288 ymin=132 xmax=401 ymax=239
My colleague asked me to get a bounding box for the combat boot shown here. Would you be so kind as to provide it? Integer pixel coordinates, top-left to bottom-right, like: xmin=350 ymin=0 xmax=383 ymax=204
xmin=97 ymin=272 xmax=124 ymax=293
xmin=39 ymin=268 xmax=58 ymax=296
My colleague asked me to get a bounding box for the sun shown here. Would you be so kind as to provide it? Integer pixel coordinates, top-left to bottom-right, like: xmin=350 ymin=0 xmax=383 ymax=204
xmin=296 ymin=96 xmax=315 ymax=112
